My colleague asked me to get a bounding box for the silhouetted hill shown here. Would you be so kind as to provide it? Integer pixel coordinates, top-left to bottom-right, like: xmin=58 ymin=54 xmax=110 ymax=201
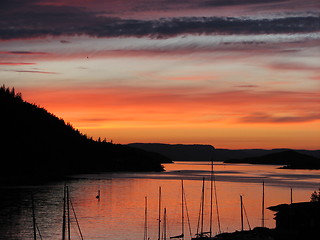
xmin=0 ymin=86 xmax=170 ymax=185
xmin=224 ymin=150 xmax=320 ymax=169
xmin=127 ymin=144 xmax=320 ymax=162
xmin=214 ymin=148 xmax=320 ymax=161
xmin=128 ymin=143 xmax=215 ymax=161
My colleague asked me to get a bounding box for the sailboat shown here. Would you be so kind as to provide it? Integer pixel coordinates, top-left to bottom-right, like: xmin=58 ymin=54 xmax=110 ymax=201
xmin=170 ymin=180 xmax=186 ymax=240
xmin=192 ymin=178 xmax=210 ymax=240
xmin=62 ymin=185 xmax=84 ymax=240
xmin=240 ymin=195 xmax=251 ymax=231
xmin=192 ymin=160 xmax=221 ymax=240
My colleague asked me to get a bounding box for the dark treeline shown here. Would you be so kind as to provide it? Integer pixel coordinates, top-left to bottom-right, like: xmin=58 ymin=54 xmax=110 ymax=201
xmin=0 ymin=85 xmax=171 ymax=185
xmin=224 ymin=150 xmax=320 ymax=169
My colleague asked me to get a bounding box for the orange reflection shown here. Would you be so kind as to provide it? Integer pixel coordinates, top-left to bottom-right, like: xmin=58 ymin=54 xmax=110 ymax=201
xmin=61 ymin=162 xmax=320 ymax=239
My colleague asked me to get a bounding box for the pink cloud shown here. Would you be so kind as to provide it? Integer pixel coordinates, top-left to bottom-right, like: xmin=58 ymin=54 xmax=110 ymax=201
xmin=0 ymin=62 xmax=36 ymax=65
xmin=268 ymin=62 xmax=320 ymax=72
xmin=15 ymin=70 xmax=57 ymax=74
xmin=310 ymin=76 xmax=320 ymax=81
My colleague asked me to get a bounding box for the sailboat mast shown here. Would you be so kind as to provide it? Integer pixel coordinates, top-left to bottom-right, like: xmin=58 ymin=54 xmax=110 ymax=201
xmin=144 ymin=196 xmax=148 ymax=240
xmin=158 ymin=186 xmax=162 ymax=240
xmin=261 ymin=181 xmax=265 ymax=228
xmin=62 ymin=185 xmax=66 ymax=240
xmin=181 ymin=180 xmax=185 ymax=240
xmin=31 ymin=194 xmax=37 ymax=240
xmin=240 ymin=195 xmax=244 ymax=231
xmin=212 ymin=162 xmax=221 ymax=234
xmin=67 ymin=186 xmax=71 ymax=240
xmin=209 ymin=160 xmax=213 ymax=238
xmin=164 ymin=208 xmax=167 ymax=240
xmin=200 ymin=177 xmax=205 ymax=236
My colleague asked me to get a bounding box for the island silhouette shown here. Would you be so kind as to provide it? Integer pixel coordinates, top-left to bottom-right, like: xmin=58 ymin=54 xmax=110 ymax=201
xmin=224 ymin=149 xmax=320 ymax=169
xmin=0 ymin=85 xmax=171 ymax=185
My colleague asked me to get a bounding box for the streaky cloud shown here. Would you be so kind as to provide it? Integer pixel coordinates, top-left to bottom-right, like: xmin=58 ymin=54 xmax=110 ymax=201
xmin=0 ymin=51 xmax=48 ymax=55
xmin=239 ymin=112 xmax=320 ymax=123
xmin=268 ymin=62 xmax=320 ymax=72
xmin=201 ymin=0 xmax=288 ymax=7
xmin=0 ymin=62 xmax=36 ymax=65
xmin=15 ymin=70 xmax=57 ymax=74
xmin=60 ymin=40 xmax=71 ymax=44
xmin=235 ymin=84 xmax=259 ymax=88
xmin=1 ymin=0 xmax=319 ymax=40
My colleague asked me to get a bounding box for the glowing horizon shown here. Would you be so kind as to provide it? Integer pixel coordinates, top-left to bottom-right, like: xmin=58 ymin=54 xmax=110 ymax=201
xmin=1 ymin=0 xmax=319 ymax=149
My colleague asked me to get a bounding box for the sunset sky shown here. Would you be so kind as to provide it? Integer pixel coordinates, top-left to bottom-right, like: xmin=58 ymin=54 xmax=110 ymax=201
xmin=1 ymin=0 xmax=319 ymax=149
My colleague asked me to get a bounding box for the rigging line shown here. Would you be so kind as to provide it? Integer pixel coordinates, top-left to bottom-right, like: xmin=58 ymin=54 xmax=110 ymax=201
xmin=242 ymin=199 xmax=251 ymax=231
xmin=181 ymin=180 xmax=184 ymax=240
xmin=183 ymin=184 xmax=193 ymax=238
xmin=158 ymin=186 xmax=162 ymax=240
xmin=70 ymin=222 xmax=82 ymax=240
xmin=70 ymin=199 xmax=84 ymax=240
xmin=200 ymin=177 xmax=205 ymax=236
xmin=212 ymin=167 xmax=221 ymax=234
xmin=196 ymin=189 xmax=202 ymax=236
xmin=209 ymin=160 xmax=214 ymax=238
xmin=36 ymin=224 xmax=43 ymax=240
xmin=240 ymin=195 xmax=244 ymax=232
xmin=262 ymin=181 xmax=265 ymax=227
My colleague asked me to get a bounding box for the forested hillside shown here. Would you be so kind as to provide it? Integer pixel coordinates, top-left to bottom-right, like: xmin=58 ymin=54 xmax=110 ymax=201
xmin=0 ymin=86 xmax=170 ymax=185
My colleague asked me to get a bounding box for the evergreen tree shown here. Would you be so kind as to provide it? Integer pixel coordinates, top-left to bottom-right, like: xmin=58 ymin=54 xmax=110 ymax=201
xmin=310 ymin=189 xmax=320 ymax=202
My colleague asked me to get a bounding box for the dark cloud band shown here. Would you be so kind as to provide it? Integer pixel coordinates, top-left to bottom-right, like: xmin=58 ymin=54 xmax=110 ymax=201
xmin=1 ymin=15 xmax=319 ymax=40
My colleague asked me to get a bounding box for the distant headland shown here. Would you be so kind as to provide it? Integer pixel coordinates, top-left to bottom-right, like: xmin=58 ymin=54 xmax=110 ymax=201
xmin=128 ymin=143 xmax=320 ymax=169
xmin=224 ymin=149 xmax=320 ymax=169
xmin=0 ymin=85 xmax=170 ymax=186
xmin=128 ymin=143 xmax=216 ymax=161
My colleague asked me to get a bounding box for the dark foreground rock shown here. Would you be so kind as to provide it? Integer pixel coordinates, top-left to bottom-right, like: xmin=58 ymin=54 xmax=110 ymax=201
xmin=214 ymin=227 xmax=275 ymax=240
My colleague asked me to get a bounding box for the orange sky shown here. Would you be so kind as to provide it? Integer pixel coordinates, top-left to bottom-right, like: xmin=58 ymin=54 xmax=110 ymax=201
xmin=1 ymin=0 xmax=319 ymax=149
xmin=17 ymin=82 xmax=320 ymax=149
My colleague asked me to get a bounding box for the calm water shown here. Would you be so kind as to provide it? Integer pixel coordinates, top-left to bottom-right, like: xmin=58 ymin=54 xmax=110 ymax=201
xmin=1 ymin=161 xmax=320 ymax=240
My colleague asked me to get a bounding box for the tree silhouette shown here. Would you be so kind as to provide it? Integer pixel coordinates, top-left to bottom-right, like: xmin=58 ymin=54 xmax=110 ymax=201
xmin=0 ymin=85 xmax=168 ymax=186
xmin=310 ymin=189 xmax=320 ymax=202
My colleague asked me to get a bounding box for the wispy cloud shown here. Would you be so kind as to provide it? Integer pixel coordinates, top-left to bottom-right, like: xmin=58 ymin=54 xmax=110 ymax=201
xmin=0 ymin=62 xmax=36 ymax=65
xmin=268 ymin=62 xmax=320 ymax=72
xmin=2 ymin=16 xmax=319 ymax=40
xmin=0 ymin=51 xmax=48 ymax=55
xmin=60 ymin=40 xmax=71 ymax=44
xmin=235 ymin=84 xmax=259 ymax=88
xmin=239 ymin=112 xmax=320 ymax=123
xmin=201 ymin=0 xmax=288 ymax=7
xmin=15 ymin=70 xmax=57 ymax=74
xmin=1 ymin=0 xmax=319 ymax=40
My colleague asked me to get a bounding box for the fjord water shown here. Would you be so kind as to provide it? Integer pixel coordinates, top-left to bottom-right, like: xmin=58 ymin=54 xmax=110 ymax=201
xmin=1 ymin=161 xmax=320 ymax=240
